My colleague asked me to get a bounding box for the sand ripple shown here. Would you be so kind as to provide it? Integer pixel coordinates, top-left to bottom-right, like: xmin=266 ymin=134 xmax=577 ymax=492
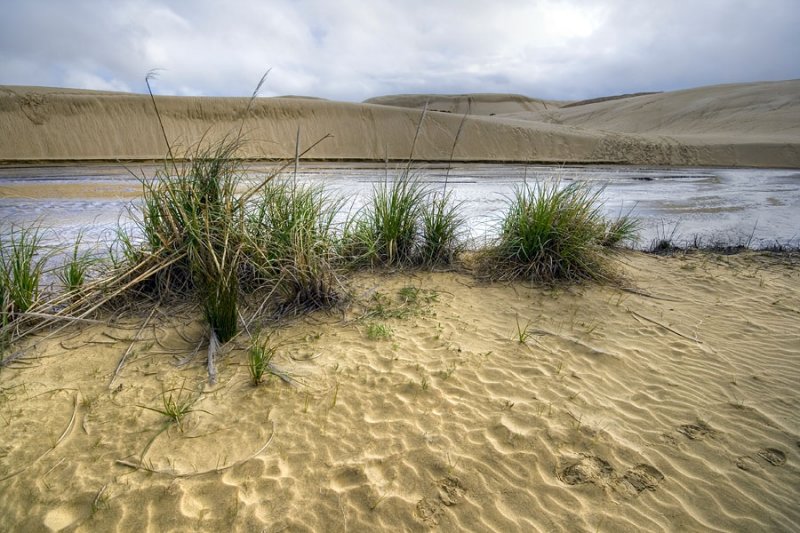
xmin=0 ymin=252 xmax=798 ymax=531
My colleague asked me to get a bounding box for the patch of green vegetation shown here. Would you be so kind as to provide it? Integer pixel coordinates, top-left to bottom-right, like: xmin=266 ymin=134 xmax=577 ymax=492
xmin=139 ymin=381 xmax=203 ymax=430
xmin=366 ymin=322 xmax=392 ymax=340
xmin=248 ymin=332 xmax=277 ymax=386
xmin=480 ymin=180 xmax=637 ymax=282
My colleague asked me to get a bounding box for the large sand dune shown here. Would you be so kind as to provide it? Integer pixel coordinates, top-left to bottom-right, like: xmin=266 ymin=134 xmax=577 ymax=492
xmin=1 ymin=81 xmax=799 ymax=167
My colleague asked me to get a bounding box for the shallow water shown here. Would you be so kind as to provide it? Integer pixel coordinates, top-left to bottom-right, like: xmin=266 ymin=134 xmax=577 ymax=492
xmin=1 ymin=163 xmax=798 ymax=250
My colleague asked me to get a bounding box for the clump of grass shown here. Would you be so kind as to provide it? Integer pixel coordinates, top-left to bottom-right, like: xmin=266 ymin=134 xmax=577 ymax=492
xmin=345 ymin=174 xmax=465 ymax=269
xmin=131 ymin=138 xmax=249 ymax=342
xmin=246 ymin=179 xmax=343 ymax=312
xmin=139 ymin=381 xmax=202 ymax=430
xmin=366 ymin=322 xmax=392 ymax=340
xmin=360 ymin=287 xmax=438 ymax=322
xmin=601 ymin=212 xmax=639 ymax=247
xmin=420 ymin=190 xmax=464 ymax=267
xmin=480 ymin=180 xmax=636 ymax=282
xmin=59 ymin=232 xmax=92 ymax=295
xmin=514 ymin=315 xmax=534 ymax=344
xmin=397 ymin=286 xmax=421 ymax=305
xmin=364 ymin=291 xmax=413 ymax=320
xmin=248 ymin=332 xmax=277 ymax=386
xmin=648 ymin=222 xmax=680 ymax=255
xmin=0 ymin=73 xmax=349 ymax=369
xmin=345 ymin=173 xmax=427 ymax=267
xmin=0 ymin=225 xmax=46 ymax=315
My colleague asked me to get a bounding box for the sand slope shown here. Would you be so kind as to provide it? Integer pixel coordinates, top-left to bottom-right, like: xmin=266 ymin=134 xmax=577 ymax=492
xmin=2 ymin=81 xmax=799 ymax=167
xmin=364 ymin=93 xmax=566 ymax=116
xmin=1 ymin=252 xmax=798 ymax=531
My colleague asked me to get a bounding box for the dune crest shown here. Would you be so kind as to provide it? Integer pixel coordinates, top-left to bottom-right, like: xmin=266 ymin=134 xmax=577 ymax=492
xmin=1 ymin=81 xmax=799 ymax=167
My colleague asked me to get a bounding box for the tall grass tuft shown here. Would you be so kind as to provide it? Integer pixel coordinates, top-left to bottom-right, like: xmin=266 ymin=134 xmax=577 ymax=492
xmin=342 ymin=101 xmax=467 ymax=269
xmin=601 ymin=214 xmax=640 ymax=247
xmin=420 ymin=190 xmax=464 ymax=267
xmin=132 ymin=138 xmax=248 ymax=342
xmin=0 ymin=225 xmax=46 ymax=315
xmin=481 ymin=180 xmax=635 ymax=282
xmin=346 ymin=173 xmax=427 ymax=267
xmin=59 ymin=232 xmax=92 ymax=295
xmin=246 ymin=180 xmax=343 ymax=312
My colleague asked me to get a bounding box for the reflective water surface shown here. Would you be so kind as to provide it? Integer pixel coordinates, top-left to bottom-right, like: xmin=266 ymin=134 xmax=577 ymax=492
xmin=1 ymin=163 xmax=798 ymax=250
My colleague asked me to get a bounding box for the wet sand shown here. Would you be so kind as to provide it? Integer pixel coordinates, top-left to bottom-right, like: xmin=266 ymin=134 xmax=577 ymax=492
xmin=3 ymin=164 xmax=800 ymax=250
xmin=1 ymin=252 xmax=798 ymax=531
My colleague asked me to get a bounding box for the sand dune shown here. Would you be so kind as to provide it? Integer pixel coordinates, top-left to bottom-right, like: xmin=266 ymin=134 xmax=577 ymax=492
xmin=2 ymin=81 xmax=798 ymax=167
xmin=364 ymin=93 xmax=566 ymax=116
xmin=0 ymin=252 xmax=798 ymax=531
xmin=523 ymin=81 xmax=800 ymax=137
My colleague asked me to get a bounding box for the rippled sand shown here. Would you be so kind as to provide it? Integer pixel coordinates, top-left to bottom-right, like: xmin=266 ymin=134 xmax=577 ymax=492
xmin=1 ymin=252 xmax=798 ymax=531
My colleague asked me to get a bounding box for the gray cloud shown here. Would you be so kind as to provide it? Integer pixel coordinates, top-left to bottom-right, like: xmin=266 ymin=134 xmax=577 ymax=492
xmin=1 ymin=0 xmax=798 ymax=101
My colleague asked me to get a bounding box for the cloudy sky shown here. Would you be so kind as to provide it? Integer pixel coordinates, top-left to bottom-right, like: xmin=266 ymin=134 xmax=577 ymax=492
xmin=1 ymin=0 xmax=798 ymax=101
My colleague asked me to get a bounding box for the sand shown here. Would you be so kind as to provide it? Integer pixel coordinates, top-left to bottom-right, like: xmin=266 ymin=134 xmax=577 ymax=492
xmin=2 ymin=80 xmax=799 ymax=168
xmin=1 ymin=251 xmax=798 ymax=531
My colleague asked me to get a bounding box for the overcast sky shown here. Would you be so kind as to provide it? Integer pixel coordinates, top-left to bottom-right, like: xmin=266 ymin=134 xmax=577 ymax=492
xmin=1 ymin=0 xmax=798 ymax=101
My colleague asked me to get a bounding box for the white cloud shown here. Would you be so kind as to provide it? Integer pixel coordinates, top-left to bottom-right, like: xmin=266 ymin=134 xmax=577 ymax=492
xmin=1 ymin=0 xmax=798 ymax=100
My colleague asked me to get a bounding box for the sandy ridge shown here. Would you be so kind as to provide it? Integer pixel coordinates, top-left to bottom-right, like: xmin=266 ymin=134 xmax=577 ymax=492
xmin=2 ymin=81 xmax=799 ymax=168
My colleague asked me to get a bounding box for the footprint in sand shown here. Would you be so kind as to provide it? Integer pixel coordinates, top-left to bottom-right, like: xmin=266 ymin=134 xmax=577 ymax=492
xmin=620 ymin=464 xmax=665 ymax=494
xmin=736 ymin=455 xmax=759 ymax=471
xmin=416 ymin=497 xmax=444 ymax=526
xmin=558 ymin=455 xmax=614 ymax=486
xmin=677 ymin=421 xmax=713 ymax=440
xmin=415 ymin=476 xmax=466 ymax=526
xmin=437 ymin=476 xmax=465 ymax=506
xmin=559 ymin=456 xmax=665 ymax=497
xmin=757 ymin=448 xmax=786 ymax=466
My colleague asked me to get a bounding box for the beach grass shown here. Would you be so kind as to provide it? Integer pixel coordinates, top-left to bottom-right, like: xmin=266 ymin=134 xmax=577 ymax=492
xmin=601 ymin=212 xmax=640 ymax=247
xmin=59 ymin=232 xmax=92 ymax=295
xmin=345 ymin=174 xmax=465 ymax=269
xmin=480 ymin=180 xmax=635 ymax=282
xmin=366 ymin=322 xmax=392 ymax=340
xmin=134 ymin=139 xmax=247 ymax=342
xmin=139 ymin=381 xmax=203 ymax=430
xmin=0 ymin=225 xmax=46 ymax=315
xmin=420 ymin=190 xmax=464 ymax=267
xmin=345 ymin=173 xmax=427 ymax=267
xmin=245 ymin=179 xmax=343 ymax=313
xmin=514 ymin=315 xmax=535 ymax=344
xmin=248 ymin=332 xmax=277 ymax=386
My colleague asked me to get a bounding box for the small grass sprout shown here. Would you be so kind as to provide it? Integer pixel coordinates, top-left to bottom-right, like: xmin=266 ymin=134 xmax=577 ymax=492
xmin=140 ymin=381 xmax=203 ymax=430
xmin=514 ymin=315 xmax=535 ymax=344
xmin=248 ymin=332 xmax=277 ymax=386
xmin=420 ymin=375 xmax=429 ymax=391
xmin=398 ymin=286 xmax=420 ymax=304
